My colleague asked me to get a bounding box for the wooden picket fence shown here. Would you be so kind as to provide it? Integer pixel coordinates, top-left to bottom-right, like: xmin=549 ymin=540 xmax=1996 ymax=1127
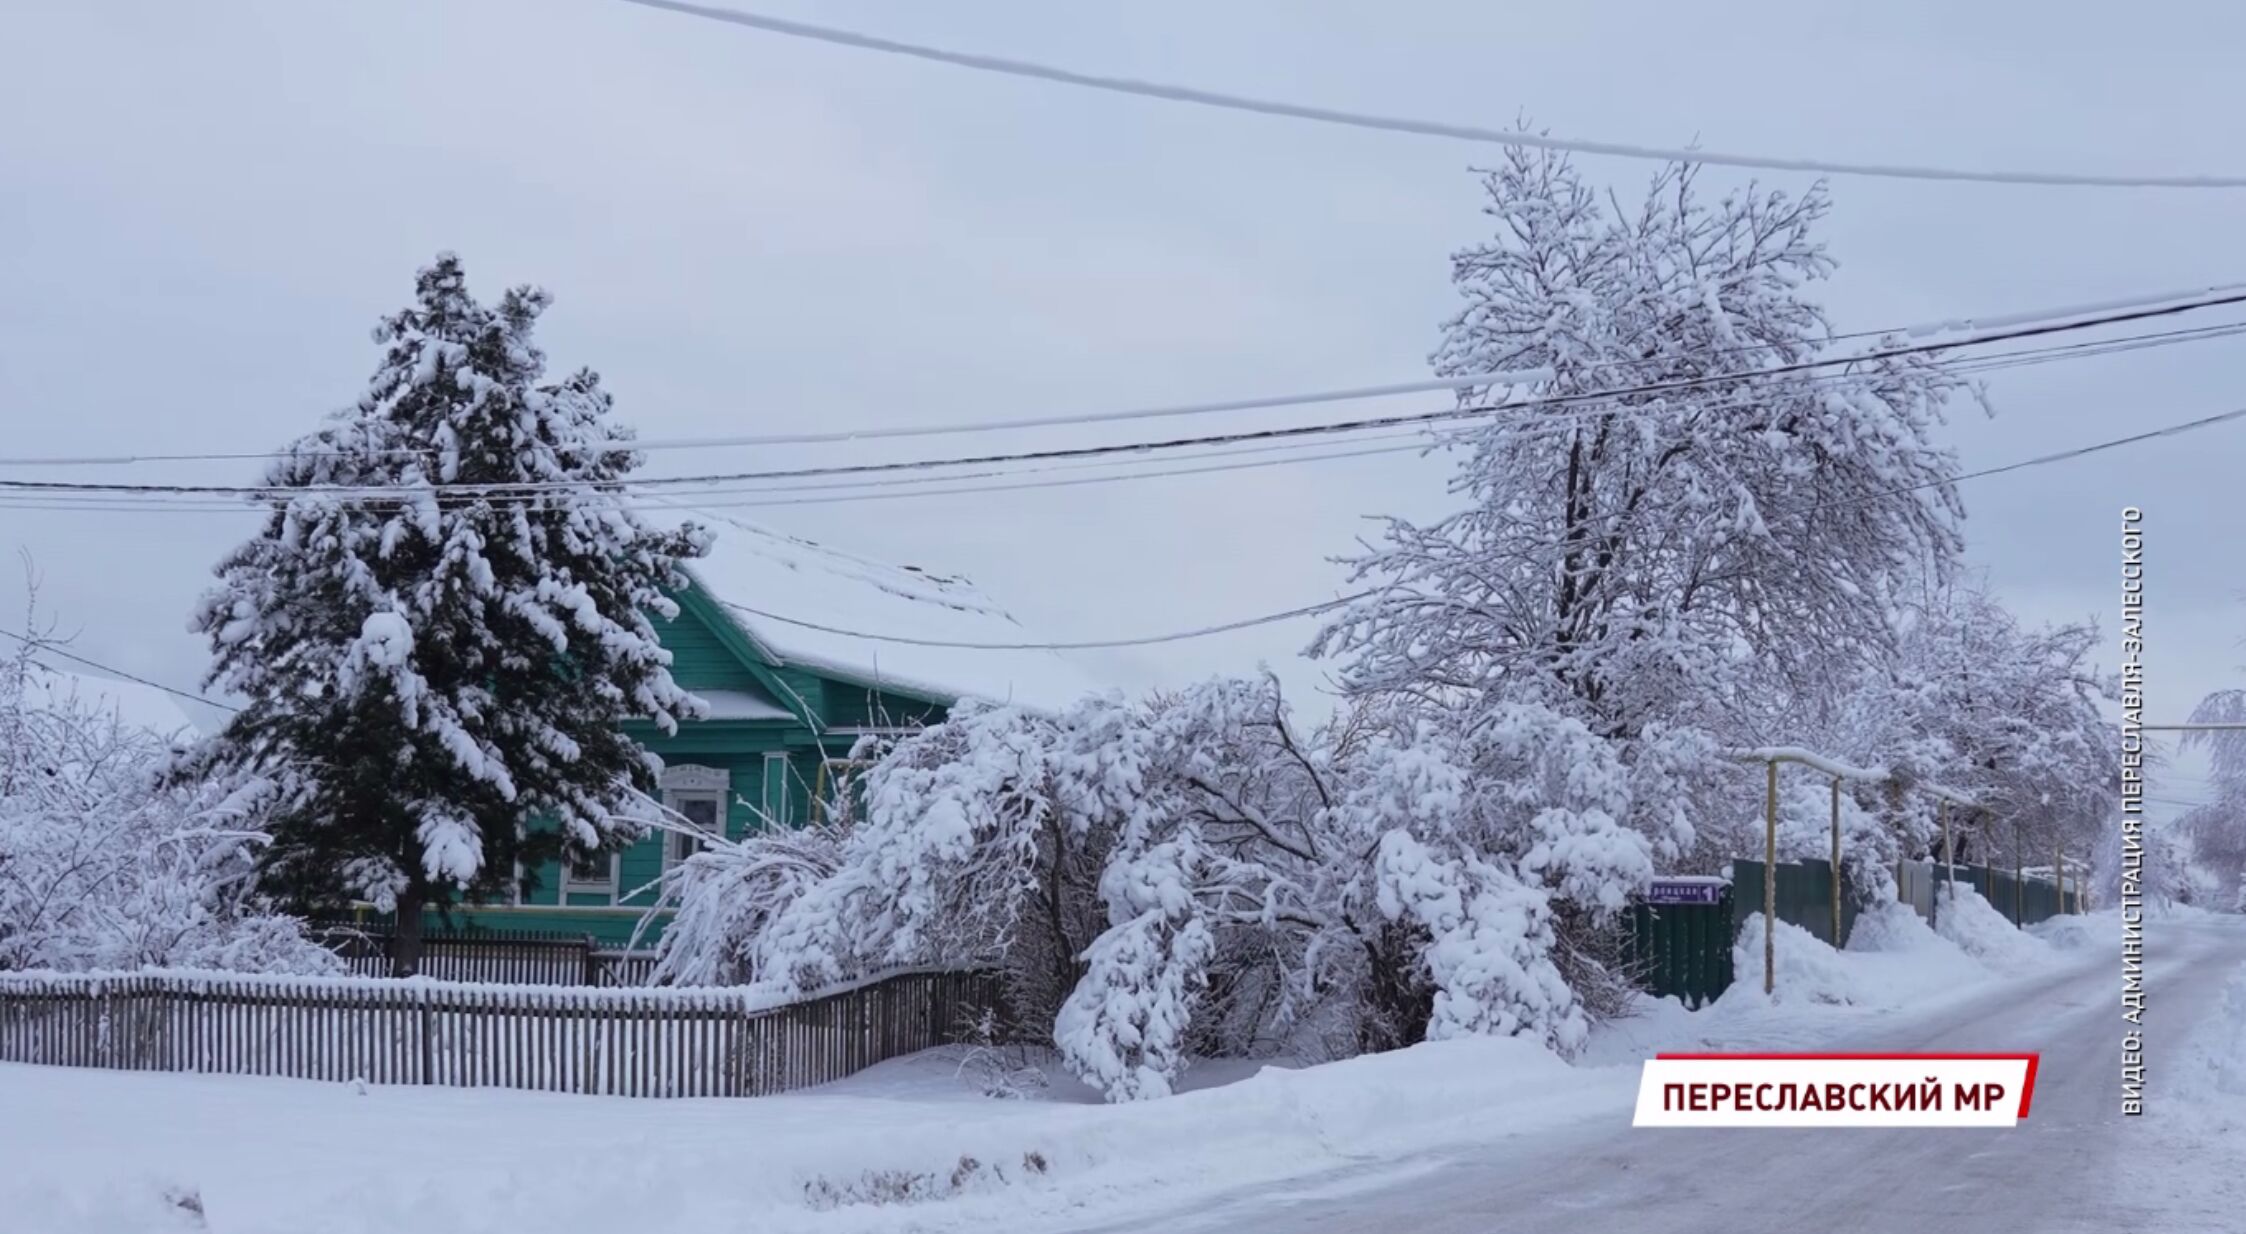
xmin=0 ymin=967 xmax=1000 ymax=1098
xmin=316 ymin=923 xmax=660 ymax=987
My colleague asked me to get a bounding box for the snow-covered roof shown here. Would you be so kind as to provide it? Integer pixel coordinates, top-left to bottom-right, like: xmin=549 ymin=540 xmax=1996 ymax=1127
xmin=694 ymin=688 xmax=795 ymax=722
xmin=20 ymin=663 xmax=200 ymax=741
xmin=671 ymin=508 xmax=1105 ymax=714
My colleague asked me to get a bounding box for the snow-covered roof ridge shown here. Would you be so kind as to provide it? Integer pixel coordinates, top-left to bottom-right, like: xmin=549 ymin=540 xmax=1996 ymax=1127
xmin=665 ymin=505 xmax=1104 ymax=713
xmin=692 ymin=513 xmax=1017 ymax=625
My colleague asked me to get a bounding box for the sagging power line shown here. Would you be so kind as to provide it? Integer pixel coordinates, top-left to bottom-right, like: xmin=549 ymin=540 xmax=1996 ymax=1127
xmin=614 ymin=0 xmax=2246 ymax=190
xmin=5 ymin=290 xmax=2242 ymax=507
xmin=713 ymin=403 xmax=2246 ymax=649
xmin=7 ymin=282 xmax=2239 ymax=471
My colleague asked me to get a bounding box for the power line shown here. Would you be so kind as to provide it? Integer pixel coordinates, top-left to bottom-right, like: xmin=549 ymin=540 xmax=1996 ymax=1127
xmin=7 ymin=290 xmax=2243 ymax=504
xmin=614 ymin=0 xmax=2246 ymax=190
xmin=0 ymin=366 xmax=1558 ymax=468
xmin=0 ymin=432 xmax=1454 ymax=517
xmin=1809 ymin=405 xmax=2246 ymax=515
xmin=725 ymin=593 xmax=1369 ymax=651
xmin=707 ymin=401 xmax=2246 ymax=649
xmin=8 ymin=406 xmax=2238 ymax=665
xmin=3 ymin=314 xmax=2242 ymax=520
xmin=0 ymin=627 xmax=239 ymax=713
xmin=680 ymin=436 xmax=1439 ymax=510
xmin=11 ymin=282 xmax=2240 ymax=472
xmin=0 ymin=421 xmax=1457 ymax=511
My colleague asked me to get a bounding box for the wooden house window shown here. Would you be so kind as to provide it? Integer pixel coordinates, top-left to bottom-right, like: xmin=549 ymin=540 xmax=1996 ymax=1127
xmin=661 ymin=763 xmax=730 ymax=869
xmin=761 ymin=751 xmax=794 ymax=827
xmin=561 ymin=848 xmax=618 ymax=900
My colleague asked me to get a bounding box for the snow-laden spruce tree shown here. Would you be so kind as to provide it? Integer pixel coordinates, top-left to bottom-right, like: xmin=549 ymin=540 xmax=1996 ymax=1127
xmin=182 ymin=254 xmax=706 ymax=973
xmin=1313 ymin=149 xmax=1967 ymax=804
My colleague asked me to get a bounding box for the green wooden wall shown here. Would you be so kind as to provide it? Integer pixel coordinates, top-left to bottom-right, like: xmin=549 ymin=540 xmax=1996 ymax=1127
xmin=421 ymin=584 xmax=948 ymax=947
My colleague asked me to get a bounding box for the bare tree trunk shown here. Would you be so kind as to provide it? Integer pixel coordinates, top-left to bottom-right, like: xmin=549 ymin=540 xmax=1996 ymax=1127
xmin=392 ymin=886 xmax=425 ymax=978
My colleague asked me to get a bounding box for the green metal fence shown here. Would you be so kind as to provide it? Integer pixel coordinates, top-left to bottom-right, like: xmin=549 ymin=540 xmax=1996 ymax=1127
xmin=1625 ymin=858 xmax=2072 ymax=1008
xmin=1624 ymin=888 xmax=1735 ymax=1009
xmin=1928 ymin=863 xmax=2067 ymax=928
xmin=1729 ymin=858 xmax=1860 ymax=948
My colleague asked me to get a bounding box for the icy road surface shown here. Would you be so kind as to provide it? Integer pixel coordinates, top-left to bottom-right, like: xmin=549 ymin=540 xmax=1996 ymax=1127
xmin=1066 ymin=915 xmax=2246 ymax=1234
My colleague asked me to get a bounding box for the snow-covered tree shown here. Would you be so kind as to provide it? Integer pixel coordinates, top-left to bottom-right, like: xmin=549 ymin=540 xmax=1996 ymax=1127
xmin=640 ymin=812 xmax=846 ymax=987
xmin=1818 ymin=578 xmax=2116 ymax=875
xmin=2175 ymin=689 xmax=2246 ymax=904
xmin=1315 ymin=151 xmax=1966 ymax=747
xmin=1311 ymin=151 xmax=1970 ymax=876
xmin=182 ymin=254 xmax=707 ymax=973
xmin=661 ymin=675 xmax=1664 ymax=1100
xmin=0 ymin=605 xmax=333 ymax=973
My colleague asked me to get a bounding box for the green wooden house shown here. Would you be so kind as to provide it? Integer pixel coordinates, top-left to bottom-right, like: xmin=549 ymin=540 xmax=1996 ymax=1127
xmin=428 ymin=511 xmax=1101 ymax=945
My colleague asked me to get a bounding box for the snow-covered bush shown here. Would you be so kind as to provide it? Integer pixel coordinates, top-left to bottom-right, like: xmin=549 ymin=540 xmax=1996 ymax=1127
xmin=0 ymin=628 xmax=334 ymax=974
xmin=641 ymin=813 xmax=846 ymax=987
xmin=655 ymin=674 xmax=1673 ymax=1101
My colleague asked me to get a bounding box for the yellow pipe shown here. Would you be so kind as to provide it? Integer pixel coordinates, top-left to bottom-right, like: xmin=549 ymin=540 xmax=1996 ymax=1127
xmin=1830 ymin=776 xmax=1843 ymax=948
xmin=1765 ymin=759 xmax=1778 ymax=996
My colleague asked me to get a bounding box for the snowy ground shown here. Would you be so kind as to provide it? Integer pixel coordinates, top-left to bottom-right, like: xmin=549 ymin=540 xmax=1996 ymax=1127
xmin=5 ymin=901 xmax=2240 ymax=1234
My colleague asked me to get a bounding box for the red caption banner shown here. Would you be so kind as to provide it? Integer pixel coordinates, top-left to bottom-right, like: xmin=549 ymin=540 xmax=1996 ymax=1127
xmin=1633 ymin=1053 xmax=2040 ymax=1127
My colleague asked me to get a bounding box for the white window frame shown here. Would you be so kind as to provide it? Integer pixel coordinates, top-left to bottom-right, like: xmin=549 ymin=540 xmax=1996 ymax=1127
xmin=661 ymin=763 xmax=731 ymax=869
xmin=762 ymin=751 xmax=794 ymax=827
xmin=815 ymin=757 xmax=871 ymax=825
xmin=560 ymin=845 xmax=620 ymax=900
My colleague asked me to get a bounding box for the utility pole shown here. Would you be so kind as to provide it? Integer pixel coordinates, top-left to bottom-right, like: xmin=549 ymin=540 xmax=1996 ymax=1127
xmin=1830 ymin=776 xmax=1844 ymax=948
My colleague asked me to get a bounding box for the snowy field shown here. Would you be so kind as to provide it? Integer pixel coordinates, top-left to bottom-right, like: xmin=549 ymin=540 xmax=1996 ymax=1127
xmin=13 ymin=894 xmax=2230 ymax=1234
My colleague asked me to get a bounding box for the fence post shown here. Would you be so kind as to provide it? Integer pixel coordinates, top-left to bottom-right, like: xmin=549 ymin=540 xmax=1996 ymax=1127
xmin=2021 ymin=822 xmax=2039 ymax=917
xmin=418 ymin=995 xmax=434 ymax=1085
xmin=1764 ymin=758 xmax=1778 ymax=996
xmin=1941 ymin=798 xmax=1953 ymax=892
xmin=1829 ymin=776 xmax=1844 ymax=949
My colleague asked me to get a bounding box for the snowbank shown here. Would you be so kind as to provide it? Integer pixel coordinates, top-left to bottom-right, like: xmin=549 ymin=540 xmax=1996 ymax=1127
xmin=2026 ymin=907 xmax=2112 ymax=951
xmin=2207 ymin=962 xmax=2246 ymax=1102
xmin=1934 ymin=884 xmax=2054 ymax=971
xmin=0 ymin=1036 xmax=1618 ymax=1234
xmin=1730 ymin=913 xmax=1856 ymax=1006
xmin=1587 ymin=899 xmax=2084 ymax=1067
xmin=8 ymin=1180 xmax=206 ymax=1234
xmin=1726 ymin=899 xmax=2049 ymax=1011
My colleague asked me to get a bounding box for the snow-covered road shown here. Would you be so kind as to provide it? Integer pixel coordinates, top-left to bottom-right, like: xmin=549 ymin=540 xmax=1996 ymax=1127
xmin=5 ymin=912 xmax=2240 ymax=1234
xmin=1065 ymin=914 xmax=2246 ymax=1234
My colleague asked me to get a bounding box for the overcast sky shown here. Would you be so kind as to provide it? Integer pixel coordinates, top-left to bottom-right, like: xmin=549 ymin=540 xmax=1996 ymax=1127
xmin=4 ymin=0 xmax=2241 ymax=803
